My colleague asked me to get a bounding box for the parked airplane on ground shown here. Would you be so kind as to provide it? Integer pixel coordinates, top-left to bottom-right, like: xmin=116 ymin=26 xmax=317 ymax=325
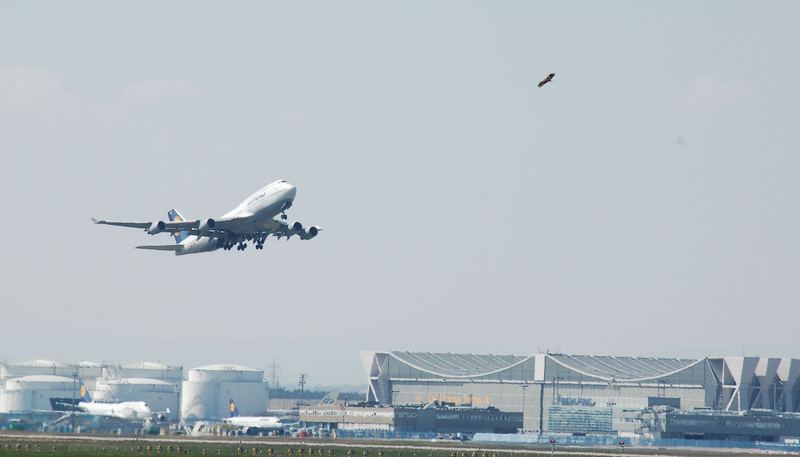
xmin=223 ymin=398 xmax=284 ymax=434
xmin=93 ymin=179 xmax=321 ymax=255
xmin=76 ymin=380 xmax=156 ymax=421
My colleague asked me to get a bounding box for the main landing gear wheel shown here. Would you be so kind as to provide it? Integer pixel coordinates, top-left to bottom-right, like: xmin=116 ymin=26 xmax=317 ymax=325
xmin=237 ymin=242 xmax=247 ymax=251
xmin=256 ymin=244 xmax=264 ymax=250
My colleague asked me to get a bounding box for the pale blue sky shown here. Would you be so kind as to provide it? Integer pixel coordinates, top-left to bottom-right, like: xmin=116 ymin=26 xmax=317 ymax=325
xmin=1 ymin=1 xmax=798 ymax=386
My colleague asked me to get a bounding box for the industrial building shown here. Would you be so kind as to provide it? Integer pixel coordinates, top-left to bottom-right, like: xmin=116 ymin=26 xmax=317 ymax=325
xmin=300 ymin=402 xmax=522 ymax=435
xmin=1 ymin=360 xmax=270 ymax=428
xmin=362 ymin=351 xmax=800 ymax=435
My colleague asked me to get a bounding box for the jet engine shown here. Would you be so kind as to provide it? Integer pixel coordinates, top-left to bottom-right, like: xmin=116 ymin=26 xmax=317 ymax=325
xmin=306 ymin=226 xmax=320 ymax=239
xmin=292 ymin=222 xmax=303 ymax=233
xmin=147 ymin=221 xmax=166 ymax=235
xmin=198 ymin=218 xmax=216 ymax=232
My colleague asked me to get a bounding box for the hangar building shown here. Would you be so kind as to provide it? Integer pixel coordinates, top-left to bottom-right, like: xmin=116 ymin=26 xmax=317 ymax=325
xmin=362 ymin=351 xmax=800 ymax=433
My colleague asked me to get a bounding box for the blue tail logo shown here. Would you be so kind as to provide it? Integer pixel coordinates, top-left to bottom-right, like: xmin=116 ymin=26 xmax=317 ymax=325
xmin=168 ymin=209 xmax=190 ymax=244
xmin=229 ymin=398 xmax=239 ymax=417
xmin=79 ymin=379 xmax=92 ymax=402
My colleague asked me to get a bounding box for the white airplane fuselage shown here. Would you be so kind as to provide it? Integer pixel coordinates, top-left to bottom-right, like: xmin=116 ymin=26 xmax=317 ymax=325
xmin=223 ymin=415 xmax=283 ymax=431
xmin=78 ymin=401 xmax=151 ymax=420
xmin=178 ymin=180 xmax=297 ymax=255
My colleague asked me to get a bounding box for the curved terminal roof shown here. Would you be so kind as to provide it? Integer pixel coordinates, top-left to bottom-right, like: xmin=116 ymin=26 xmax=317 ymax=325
xmin=390 ymin=351 xmax=530 ymax=378
xmin=192 ymin=364 xmax=260 ymax=372
xmin=546 ymin=353 xmax=704 ymax=382
xmin=383 ymin=351 xmax=704 ymax=382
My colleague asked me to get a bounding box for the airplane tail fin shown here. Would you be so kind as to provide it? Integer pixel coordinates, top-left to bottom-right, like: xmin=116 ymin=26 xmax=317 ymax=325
xmin=79 ymin=379 xmax=92 ymax=403
xmin=229 ymin=398 xmax=239 ymax=417
xmin=167 ymin=209 xmax=190 ymax=244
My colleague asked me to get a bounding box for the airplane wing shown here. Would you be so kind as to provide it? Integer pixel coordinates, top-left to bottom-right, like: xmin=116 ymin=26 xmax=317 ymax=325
xmin=92 ymin=218 xmax=198 ymax=231
xmin=186 ymin=219 xmax=321 ymax=241
xmin=272 ymin=220 xmax=322 ymax=240
xmin=91 ymin=219 xmax=150 ymax=229
xmin=93 ymin=214 xmax=263 ymax=239
xmin=162 ymin=214 xmax=258 ymax=238
xmin=136 ymin=245 xmax=182 ymax=251
xmin=201 ymin=215 xmax=253 ymax=232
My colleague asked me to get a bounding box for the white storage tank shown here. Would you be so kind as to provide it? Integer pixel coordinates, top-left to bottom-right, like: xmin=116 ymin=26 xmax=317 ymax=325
xmin=76 ymin=361 xmax=103 ymax=390
xmin=104 ymin=362 xmax=183 ymax=383
xmin=181 ymin=364 xmax=268 ymax=422
xmin=76 ymin=361 xmax=103 ymax=379
xmin=0 ymin=375 xmax=76 ymax=412
xmin=0 ymin=360 xmax=73 ymax=379
xmin=93 ymin=377 xmax=180 ymax=418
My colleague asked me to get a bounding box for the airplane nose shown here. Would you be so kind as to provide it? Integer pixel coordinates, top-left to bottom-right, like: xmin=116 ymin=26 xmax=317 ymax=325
xmin=286 ymin=184 xmax=297 ymax=200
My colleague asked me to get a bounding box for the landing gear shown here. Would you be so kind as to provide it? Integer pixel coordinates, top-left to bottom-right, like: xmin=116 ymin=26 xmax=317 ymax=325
xmin=280 ymin=201 xmax=292 ymax=220
xmin=255 ymin=243 xmax=264 ymax=250
xmin=237 ymin=242 xmax=247 ymax=251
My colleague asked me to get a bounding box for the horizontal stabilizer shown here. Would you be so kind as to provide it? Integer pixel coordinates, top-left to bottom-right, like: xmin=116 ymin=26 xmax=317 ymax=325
xmin=135 ymin=245 xmax=181 ymax=251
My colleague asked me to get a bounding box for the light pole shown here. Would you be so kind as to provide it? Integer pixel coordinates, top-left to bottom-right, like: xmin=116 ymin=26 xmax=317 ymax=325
xmin=549 ymin=438 xmax=556 ymax=457
xmin=520 ymin=384 xmax=529 ymax=433
xmin=71 ymin=365 xmax=78 ymax=433
xmin=298 ymin=373 xmax=307 ymax=406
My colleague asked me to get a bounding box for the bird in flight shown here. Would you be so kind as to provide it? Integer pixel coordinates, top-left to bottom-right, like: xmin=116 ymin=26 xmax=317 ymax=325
xmin=538 ymin=73 xmax=555 ymax=88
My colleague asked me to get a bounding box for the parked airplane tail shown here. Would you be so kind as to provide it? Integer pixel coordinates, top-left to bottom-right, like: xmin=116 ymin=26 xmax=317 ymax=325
xmin=167 ymin=209 xmax=190 ymax=243
xmin=79 ymin=379 xmax=92 ymax=403
xmin=229 ymin=398 xmax=239 ymax=417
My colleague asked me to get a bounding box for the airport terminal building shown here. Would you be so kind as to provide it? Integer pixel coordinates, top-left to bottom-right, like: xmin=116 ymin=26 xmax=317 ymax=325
xmin=362 ymin=351 xmax=800 ymax=434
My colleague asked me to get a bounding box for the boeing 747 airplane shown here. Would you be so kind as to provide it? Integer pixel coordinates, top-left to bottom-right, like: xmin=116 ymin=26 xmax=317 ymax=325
xmin=75 ymin=380 xmax=158 ymax=421
xmin=93 ymin=179 xmax=321 ymax=255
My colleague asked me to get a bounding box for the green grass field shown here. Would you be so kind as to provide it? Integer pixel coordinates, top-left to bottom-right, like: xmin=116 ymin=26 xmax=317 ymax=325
xmin=0 ymin=435 xmax=774 ymax=457
xmin=0 ymin=441 xmax=533 ymax=457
